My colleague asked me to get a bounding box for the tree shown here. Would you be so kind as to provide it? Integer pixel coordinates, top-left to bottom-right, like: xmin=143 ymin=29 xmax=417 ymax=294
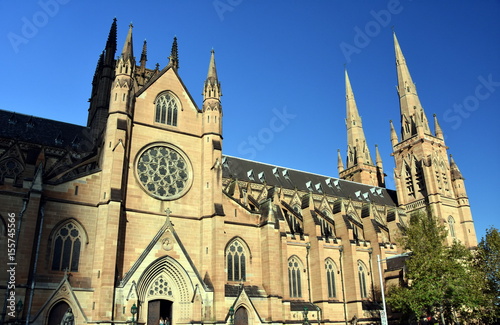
xmin=475 ymin=227 xmax=500 ymax=323
xmin=386 ymin=211 xmax=490 ymax=323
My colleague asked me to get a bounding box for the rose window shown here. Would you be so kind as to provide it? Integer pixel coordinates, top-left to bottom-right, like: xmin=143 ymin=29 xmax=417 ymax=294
xmin=137 ymin=145 xmax=192 ymax=200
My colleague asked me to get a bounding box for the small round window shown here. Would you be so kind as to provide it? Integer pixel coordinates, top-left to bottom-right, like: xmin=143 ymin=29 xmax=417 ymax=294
xmin=136 ymin=144 xmax=193 ymax=200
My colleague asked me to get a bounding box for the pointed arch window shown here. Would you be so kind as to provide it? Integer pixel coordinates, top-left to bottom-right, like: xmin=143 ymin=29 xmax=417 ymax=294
xmin=357 ymin=260 xmax=368 ymax=299
xmin=448 ymin=216 xmax=456 ymax=238
xmin=155 ymin=92 xmax=179 ymax=126
xmin=325 ymin=258 xmax=337 ymax=298
xmin=288 ymin=256 xmax=302 ymax=298
xmin=226 ymin=239 xmax=247 ymax=282
xmin=51 ymin=222 xmax=83 ymax=272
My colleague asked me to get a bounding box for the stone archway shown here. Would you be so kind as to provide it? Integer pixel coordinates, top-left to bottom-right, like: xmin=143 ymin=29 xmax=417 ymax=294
xmin=47 ymin=301 xmax=70 ymax=325
xmin=234 ymin=306 xmax=248 ymax=325
xmin=137 ymin=256 xmax=194 ymax=324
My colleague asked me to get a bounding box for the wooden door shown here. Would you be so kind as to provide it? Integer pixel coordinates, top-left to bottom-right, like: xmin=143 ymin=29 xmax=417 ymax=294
xmin=148 ymin=300 xmax=161 ymax=325
xmin=47 ymin=301 xmax=70 ymax=325
xmin=234 ymin=307 xmax=248 ymax=325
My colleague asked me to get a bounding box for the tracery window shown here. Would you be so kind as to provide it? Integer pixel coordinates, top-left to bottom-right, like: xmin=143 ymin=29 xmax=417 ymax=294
xmin=155 ymin=92 xmax=179 ymax=126
xmin=325 ymin=258 xmax=337 ymax=298
xmin=51 ymin=222 xmax=82 ymax=272
xmin=226 ymin=239 xmax=246 ymax=281
xmin=0 ymin=158 xmax=23 ymax=183
xmin=357 ymin=260 xmax=368 ymax=299
xmin=288 ymin=256 xmax=302 ymax=298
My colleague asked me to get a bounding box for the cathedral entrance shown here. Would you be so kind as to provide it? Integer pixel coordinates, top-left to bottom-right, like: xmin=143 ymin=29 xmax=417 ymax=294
xmin=47 ymin=301 xmax=70 ymax=325
xmin=147 ymin=299 xmax=172 ymax=325
xmin=234 ymin=307 xmax=248 ymax=325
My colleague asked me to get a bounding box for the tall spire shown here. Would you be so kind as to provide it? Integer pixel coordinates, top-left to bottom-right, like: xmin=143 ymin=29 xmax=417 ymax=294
xmin=121 ymin=23 xmax=134 ymax=62
xmin=169 ymin=36 xmax=179 ymax=70
xmin=345 ymin=69 xmax=372 ymax=167
xmin=393 ymin=32 xmax=431 ymax=141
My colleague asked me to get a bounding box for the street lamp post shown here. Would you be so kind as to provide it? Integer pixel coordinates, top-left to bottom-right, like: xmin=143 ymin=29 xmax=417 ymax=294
xmin=131 ymin=304 xmax=137 ymax=325
xmin=377 ymin=252 xmax=410 ymax=325
xmin=377 ymin=255 xmax=388 ymax=325
xmin=302 ymin=307 xmax=310 ymax=325
xmin=228 ymin=306 xmax=234 ymax=325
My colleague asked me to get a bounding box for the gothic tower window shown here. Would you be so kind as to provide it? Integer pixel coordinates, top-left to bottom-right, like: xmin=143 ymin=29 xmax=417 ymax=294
xmin=226 ymin=239 xmax=247 ymax=282
xmin=358 ymin=260 xmax=368 ymax=299
xmin=288 ymin=256 xmax=302 ymax=298
xmin=51 ymin=221 xmax=84 ymax=272
xmin=325 ymin=258 xmax=337 ymax=298
xmin=155 ymin=92 xmax=179 ymax=126
xmin=404 ymin=163 xmax=414 ymax=197
xmin=448 ymin=216 xmax=456 ymax=238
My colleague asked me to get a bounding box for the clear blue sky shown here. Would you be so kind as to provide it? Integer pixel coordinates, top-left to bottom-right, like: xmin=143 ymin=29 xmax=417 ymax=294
xmin=1 ymin=1 xmax=499 ymax=241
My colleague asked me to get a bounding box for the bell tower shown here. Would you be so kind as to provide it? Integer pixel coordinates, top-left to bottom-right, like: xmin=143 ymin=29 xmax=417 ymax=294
xmin=391 ymin=32 xmax=477 ymax=247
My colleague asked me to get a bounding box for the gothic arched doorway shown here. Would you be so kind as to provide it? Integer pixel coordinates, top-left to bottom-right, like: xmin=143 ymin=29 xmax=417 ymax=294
xmin=47 ymin=301 xmax=70 ymax=325
xmin=148 ymin=299 xmax=173 ymax=325
xmin=234 ymin=307 xmax=248 ymax=325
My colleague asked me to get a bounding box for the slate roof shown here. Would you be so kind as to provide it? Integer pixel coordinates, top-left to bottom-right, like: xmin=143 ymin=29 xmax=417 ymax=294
xmin=0 ymin=109 xmax=92 ymax=152
xmin=221 ymin=155 xmax=398 ymax=207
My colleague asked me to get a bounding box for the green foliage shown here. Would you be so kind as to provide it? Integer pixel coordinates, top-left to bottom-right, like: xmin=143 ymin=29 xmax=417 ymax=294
xmin=386 ymin=211 xmax=492 ymax=323
xmin=476 ymin=227 xmax=500 ymax=323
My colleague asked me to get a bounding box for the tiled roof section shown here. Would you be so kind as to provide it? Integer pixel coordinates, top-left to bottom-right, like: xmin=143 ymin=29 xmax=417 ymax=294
xmin=0 ymin=110 xmax=92 ymax=152
xmin=221 ymin=156 xmax=398 ymax=207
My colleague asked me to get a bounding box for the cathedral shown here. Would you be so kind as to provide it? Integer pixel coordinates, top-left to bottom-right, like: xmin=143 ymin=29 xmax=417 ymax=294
xmin=0 ymin=19 xmax=477 ymax=325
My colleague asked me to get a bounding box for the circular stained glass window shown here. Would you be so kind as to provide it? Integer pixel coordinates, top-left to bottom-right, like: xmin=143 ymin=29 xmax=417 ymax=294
xmin=136 ymin=144 xmax=192 ymax=200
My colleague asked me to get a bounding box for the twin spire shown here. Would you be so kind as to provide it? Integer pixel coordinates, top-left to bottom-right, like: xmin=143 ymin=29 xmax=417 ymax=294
xmin=344 ymin=69 xmax=373 ymax=168
xmin=339 ymin=69 xmax=383 ymax=187
xmin=393 ymin=32 xmax=433 ymax=141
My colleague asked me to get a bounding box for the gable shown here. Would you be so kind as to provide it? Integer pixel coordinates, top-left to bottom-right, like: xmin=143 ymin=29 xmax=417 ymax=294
xmin=134 ymin=68 xmax=200 ymax=133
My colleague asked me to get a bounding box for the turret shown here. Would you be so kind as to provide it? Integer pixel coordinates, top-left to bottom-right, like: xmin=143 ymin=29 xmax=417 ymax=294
xmin=139 ymin=39 xmax=147 ymax=71
xmin=390 ymin=120 xmax=398 ymax=148
xmin=375 ymin=144 xmax=385 ymax=187
xmin=169 ymin=36 xmax=179 ymax=71
xmin=110 ymin=23 xmax=135 ymax=115
xmin=337 ymin=149 xmax=344 ymax=175
xmin=202 ymin=50 xmax=222 ymax=136
xmin=433 ymin=114 xmax=444 ymax=140
xmin=115 ymin=23 xmax=135 ymax=78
